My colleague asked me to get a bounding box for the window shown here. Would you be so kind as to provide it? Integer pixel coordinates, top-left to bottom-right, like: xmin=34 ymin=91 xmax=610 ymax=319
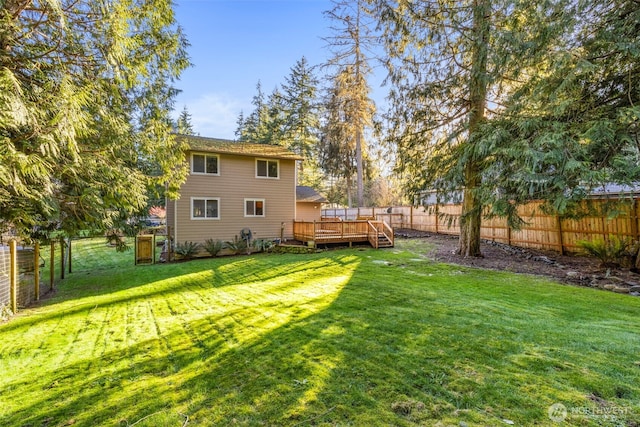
xmin=245 ymin=199 xmax=265 ymax=217
xmin=256 ymin=159 xmax=278 ymax=179
xmin=192 ymin=153 xmax=219 ymax=175
xmin=191 ymin=197 xmax=220 ymax=219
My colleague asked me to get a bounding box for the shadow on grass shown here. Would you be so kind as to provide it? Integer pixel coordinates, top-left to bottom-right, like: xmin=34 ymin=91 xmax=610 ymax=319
xmin=3 ymin=254 xmax=346 ymax=334
xmin=3 ymin=247 xmax=639 ymax=426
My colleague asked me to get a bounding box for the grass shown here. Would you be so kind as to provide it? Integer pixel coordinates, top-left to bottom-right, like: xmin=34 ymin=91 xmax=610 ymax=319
xmin=1 ymin=238 xmax=639 ymax=426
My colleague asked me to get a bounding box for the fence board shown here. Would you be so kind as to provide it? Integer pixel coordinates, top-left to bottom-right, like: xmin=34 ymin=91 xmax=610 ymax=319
xmin=324 ymin=198 xmax=639 ymax=253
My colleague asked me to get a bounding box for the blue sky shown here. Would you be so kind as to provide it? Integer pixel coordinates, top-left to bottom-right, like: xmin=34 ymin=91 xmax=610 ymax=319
xmin=172 ymin=0 xmax=337 ymax=139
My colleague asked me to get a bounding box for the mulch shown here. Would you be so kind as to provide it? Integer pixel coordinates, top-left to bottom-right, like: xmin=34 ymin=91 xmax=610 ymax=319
xmin=394 ymin=229 xmax=640 ymax=295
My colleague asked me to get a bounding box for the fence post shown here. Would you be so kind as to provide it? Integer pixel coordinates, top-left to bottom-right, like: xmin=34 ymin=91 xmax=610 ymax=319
xmin=410 ymin=206 xmax=413 ymax=229
xmin=68 ymin=238 xmax=72 ymax=274
xmin=50 ymin=240 xmax=55 ymax=290
xmin=632 ymin=199 xmax=639 ymax=241
xmin=9 ymin=240 xmax=17 ymax=314
xmin=59 ymin=236 xmax=65 ymax=280
xmin=34 ymin=242 xmax=40 ymax=301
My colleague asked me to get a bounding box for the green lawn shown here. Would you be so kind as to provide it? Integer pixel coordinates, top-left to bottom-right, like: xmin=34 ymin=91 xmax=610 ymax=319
xmin=1 ymin=238 xmax=639 ymax=426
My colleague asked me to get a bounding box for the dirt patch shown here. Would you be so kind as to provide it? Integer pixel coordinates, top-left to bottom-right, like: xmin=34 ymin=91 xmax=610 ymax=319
xmin=395 ymin=229 xmax=640 ymax=295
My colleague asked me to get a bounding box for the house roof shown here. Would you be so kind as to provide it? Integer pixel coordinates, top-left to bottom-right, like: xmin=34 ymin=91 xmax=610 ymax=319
xmin=177 ymin=134 xmax=303 ymax=160
xmin=296 ymin=186 xmax=328 ymax=203
xmin=588 ymin=183 xmax=640 ymax=198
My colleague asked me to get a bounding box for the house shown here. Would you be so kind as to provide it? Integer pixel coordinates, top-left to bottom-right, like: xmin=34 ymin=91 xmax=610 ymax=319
xmin=295 ymin=185 xmax=327 ymax=222
xmin=166 ymin=135 xmax=303 ymax=246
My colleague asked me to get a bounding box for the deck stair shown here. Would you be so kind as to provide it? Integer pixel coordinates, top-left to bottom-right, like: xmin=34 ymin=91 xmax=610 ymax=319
xmin=293 ymin=218 xmax=395 ymax=249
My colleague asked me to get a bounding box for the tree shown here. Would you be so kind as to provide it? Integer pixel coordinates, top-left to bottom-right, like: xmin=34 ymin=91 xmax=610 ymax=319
xmin=176 ymin=105 xmax=196 ymax=135
xmin=236 ymin=59 xmax=323 ymax=186
xmin=323 ymin=0 xmax=377 ymax=207
xmin=371 ymin=0 xmax=569 ymax=256
xmin=0 ymin=0 xmax=190 ymax=239
xmin=480 ymin=0 xmax=640 ymax=218
xmin=237 ymin=81 xmax=271 ymax=144
xmin=280 ymin=57 xmax=323 ymax=186
xmin=320 ymin=67 xmax=360 ymax=206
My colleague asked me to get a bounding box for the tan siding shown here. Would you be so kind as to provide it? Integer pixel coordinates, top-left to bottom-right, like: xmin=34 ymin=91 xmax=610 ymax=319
xmin=172 ymin=152 xmax=297 ymax=244
xmin=296 ymin=202 xmax=322 ymax=222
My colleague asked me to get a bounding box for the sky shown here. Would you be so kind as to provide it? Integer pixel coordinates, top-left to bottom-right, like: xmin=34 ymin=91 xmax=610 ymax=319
xmin=172 ymin=0 xmax=345 ymax=139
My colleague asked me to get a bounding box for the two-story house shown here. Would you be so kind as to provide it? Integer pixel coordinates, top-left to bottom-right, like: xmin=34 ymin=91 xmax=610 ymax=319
xmin=166 ymin=135 xmax=303 ymax=246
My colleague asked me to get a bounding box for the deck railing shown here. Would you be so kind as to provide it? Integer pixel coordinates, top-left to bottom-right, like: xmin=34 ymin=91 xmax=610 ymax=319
xmin=293 ymin=219 xmax=394 ymax=248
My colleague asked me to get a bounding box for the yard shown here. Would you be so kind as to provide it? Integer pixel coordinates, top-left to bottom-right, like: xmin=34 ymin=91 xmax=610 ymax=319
xmin=0 ymin=238 xmax=638 ymax=426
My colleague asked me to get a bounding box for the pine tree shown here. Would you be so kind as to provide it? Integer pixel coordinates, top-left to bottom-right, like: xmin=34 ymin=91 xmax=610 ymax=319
xmin=371 ymin=0 xmax=569 ymax=256
xmin=280 ymin=57 xmax=322 ymax=185
xmin=323 ymin=0 xmax=377 ymax=207
xmin=176 ymin=106 xmax=196 ymax=135
xmin=238 ymin=81 xmax=272 ymax=143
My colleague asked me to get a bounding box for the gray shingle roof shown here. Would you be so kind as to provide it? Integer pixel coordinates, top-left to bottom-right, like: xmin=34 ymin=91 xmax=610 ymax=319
xmin=296 ymin=186 xmax=327 ymax=203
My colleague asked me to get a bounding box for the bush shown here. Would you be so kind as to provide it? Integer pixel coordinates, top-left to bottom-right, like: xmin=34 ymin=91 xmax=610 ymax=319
xmin=577 ymin=236 xmax=632 ymax=268
xmin=252 ymin=239 xmax=275 ymax=253
xmin=175 ymin=241 xmax=201 ymax=260
xmin=224 ymin=235 xmax=248 ymax=255
xmin=202 ymin=239 xmax=224 ymax=256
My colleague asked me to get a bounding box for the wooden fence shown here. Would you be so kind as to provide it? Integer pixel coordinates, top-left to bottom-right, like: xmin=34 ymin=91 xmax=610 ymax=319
xmin=323 ymin=198 xmax=640 ymax=254
xmin=0 ymin=239 xmax=66 ymax=317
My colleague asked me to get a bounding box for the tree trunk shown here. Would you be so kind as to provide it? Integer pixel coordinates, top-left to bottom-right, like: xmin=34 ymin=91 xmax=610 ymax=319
xmin=458 ymin=0 xmax=490 ymax=257
xmin=346 ymin=175 xmax=353 ymax=208
xmin=355 ymin=3 xmax=365 ymax=208
xmin=355 ymin=127 xmax=363 ymax=207
xmin=459 ymin=162 xmax=482 ymax=256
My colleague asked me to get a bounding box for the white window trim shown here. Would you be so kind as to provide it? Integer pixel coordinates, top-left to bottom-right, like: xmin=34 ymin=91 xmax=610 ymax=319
xmin=244 ymin=198 xmax=266 ymax=217
xmin=255 ymin=158 xmax=279 ymax=179
xmin=191 ymin=197 xmax=221 ymax=220
xmin=191 ymin=153 xmax=220 ymax=176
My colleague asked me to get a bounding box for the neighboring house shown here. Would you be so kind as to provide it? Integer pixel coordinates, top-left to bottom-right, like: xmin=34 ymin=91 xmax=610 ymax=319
xmin=296 ymin=186 xmax=327 ymax=222
xmin=166 ymin=135 xmax=303 ymax=245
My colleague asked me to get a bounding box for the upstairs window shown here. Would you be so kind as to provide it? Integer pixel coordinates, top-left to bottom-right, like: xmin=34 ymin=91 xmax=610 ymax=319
xmin=245 ymin=199 xmax=265 ymax=217
xmin=256 ymin=159 xmax=278 ymax=179
xmin=192 ymin=153 xmax=219 ymax=175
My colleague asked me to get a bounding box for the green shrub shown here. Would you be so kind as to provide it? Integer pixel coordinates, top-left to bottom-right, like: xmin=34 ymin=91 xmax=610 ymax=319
xmin=577 ymin=236 xmax=631 ymax=267
xmin=202 ymin=239 xmax=224 ymax=256
xmin=175 ymin=241 xmax=200 ymax=260
xmin=224 ymin=235 xmax=248 ymax=255
xmin=252 ymin=239 xmax=275 ymax=253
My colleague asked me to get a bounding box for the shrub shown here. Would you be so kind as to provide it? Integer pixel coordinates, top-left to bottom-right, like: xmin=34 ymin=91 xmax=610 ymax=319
xmin=577 ymin=236 xmax=632 ymax=268
xmin=202 ymin=239 xmax=224 ymax=256
xmin=175 ymin=241 xmax=200 ymax=260
xmin=252 ymin=239 xmax=275 ymax=253
xmin=224 ymin=235 xmax=248 ymax=255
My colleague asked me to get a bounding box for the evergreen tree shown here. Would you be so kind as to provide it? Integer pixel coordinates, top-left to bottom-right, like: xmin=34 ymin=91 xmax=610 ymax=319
xmin=237 ymin=81 xmax=271 ymax=143
xmin=176 ymin=106 xmax=196 ymax=135
xmin=0 ymin=0 xmax=190 ymax=238
xmin=480 ymin=0 xmax=640 ymax=217
xmin=280 ymin=57 xmax=323 ymax=186
xmin=320 ymin=67 xmax=359 ymax=206
xmin=323 ymin=0 xmax=377 ymax=207
xmin=371 ymin=0 xmax=569 ymax=256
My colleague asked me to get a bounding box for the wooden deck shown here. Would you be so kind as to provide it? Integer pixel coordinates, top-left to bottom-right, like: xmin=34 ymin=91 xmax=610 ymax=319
xmin=293 ymin=219 xmax=394 ymax=248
